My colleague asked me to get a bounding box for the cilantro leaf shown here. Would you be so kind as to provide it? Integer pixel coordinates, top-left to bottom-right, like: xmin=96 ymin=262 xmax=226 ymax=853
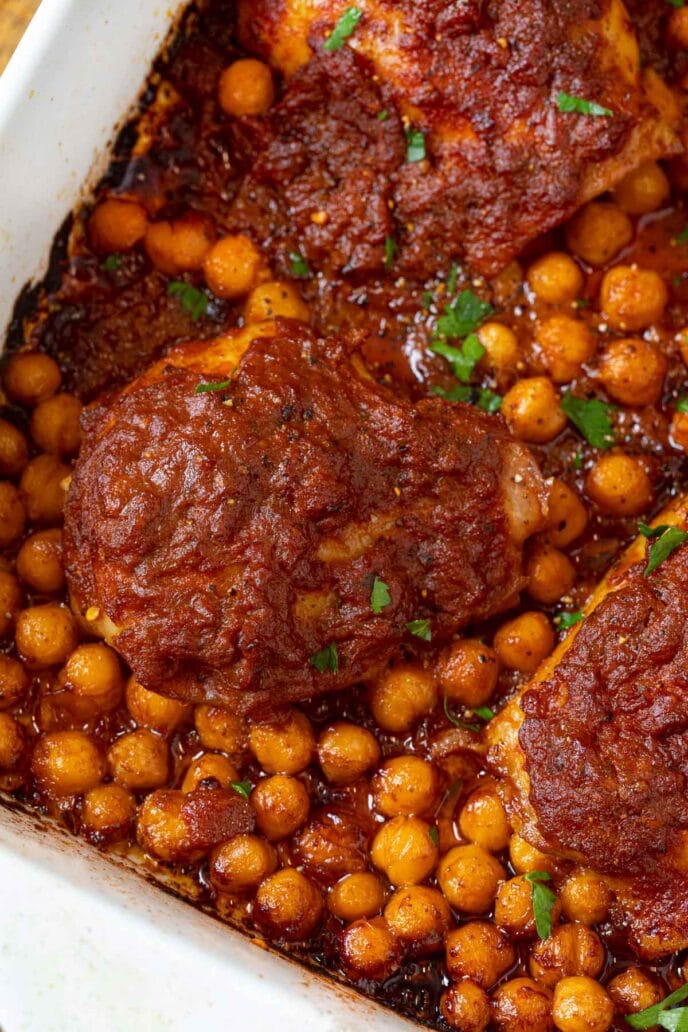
xmin=658 ymin=1012 xmax=688 ymax=1032
xmin=428 ymin=826 xmax=439 ymax=847
xmin=556 ymin=91 xmax=614 ymax=117
xmin=370 ymin=576 xmax=391 ymax=614
xmin=524 ymin=871 xmax=557 ymax=940
xmin=289 ymin=251 xmax=311 ymax=278
xmin=676 ymin=396 xmax=688 ymax=413
xmin=431 ymin=334 xmax=485 ymax=383
xmin=640 ymin=525 xmax=688 ymax=577
xmin=561 ymin=394 xmax=615 ymax=449
xmin=626 ymin=983 xmax=688 ymax=1030
xmin=474 ymin=706 xmax=495 ymax=722
xmin=443 ymin=696 xmax=480 ymax=733
xmin=446 ymin=264 xmax=459 ymax=295
xmin=571 ymin=449 xmax=584 ymax=470
xmin=323 ymin=6 xmax=362 ymax=51
xmin=555 ymin=611 xmax=584 ymax=630
xmin=101 ymin=253 xmax=122 ymax=271
xmin=406 ymin=128 xmax=426 ymax=163
xmin=432 ymin=383 xmax=502 ymax=414
xmin=384 ymin=235 xmax=398 ymax=270
xmin=407 ymin=619 xmax=432 ymax=641
xmin=436 ymin=290 xmax=494 ymax=340
xmin=167 ymin=280 xmax=209 ymax=322
xmin=378 ymin=109 xmax=389 ymax=122
xmin=310 ymin=644 xmax=339 ymax=673
xmin=231 ymin=779 xmax=252 ymax=800
xmin=194 ymin=378 xmax=232 ymax=394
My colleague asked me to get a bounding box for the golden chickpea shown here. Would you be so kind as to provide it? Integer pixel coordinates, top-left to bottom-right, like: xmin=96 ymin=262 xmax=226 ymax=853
xmin=552 ymin=976 xmax=613 ymax=1032
xmin=339 ymin=917 xmax=400 ymax=981
xmin=81 ymin=783 xmax=136 ymax=845
xmin=509 ymin=834 xmax=560 ymax=876
xmin=181 ymin=752 xmax=239 ymax=793
xmin=20 ymin=454 xmax=70 ymax=523
xmin=491 ymin=978 xmax=553 ymax=1032
xmin=368 ymin=663 xmax=437 ymax=733
xmin=536 ymin=316 xmax=595 ymax=384
xmin=3 ymin=351 xmax=61 ymax=406
xmin=502 ymin=378 xmax=567 ymax=444
xmin=526 ymin=544 xmax=576 ymax=606
xmin=16 ymin=529 xmax=64 ymax=593
xmin=59 ymin=643 xmax=123 ymax=711
xmin=436 ymin=638 xmax=499 ymax=708
xmin=585 ymin=453 xmax=652 ymax=516
xmin=671 ymin=410 xmax=688 ymax=451
xmin=565 ymin=201 xmax=633 ymax=267
xmin=559 ymin=870 xmax=612 ymax=926
xmin=218 ymin=58 xmax=275 ymax=117
xmin=0 ymin=712 xmax=24 ymax=768
xmin=251 ymin=774 xmax=310 ymax=841
xmin=546 ymin=480 xmax=588 ymax=549
xmin=528 ymin=253 xmax=583 ymax=305
xmin=89 ymin=198 xmax=148 ymax=254
xmin=0 ymin=481 xmax=25 ymax=548
xmin=327 ymin=872 xmax=386 ymax=922
xmin=445 ymin=920 xmax=516 ymax=989
xmin=437 ymin=844 xmax=505 ymax=913
xmin=607 ymin=966 xmax=664 ymax=1015
xmin=0 ymin=654 xmax=28 ymax=710
xmin=494 ymin=612 xmax=555 ymax=674
xmin=0 ymin=419 xmax=28 ymax=476
xmin=0 ymin=571 xmax=22 ymax=638
xmin=30 ymin=393 xmax=82 ymax=456
xmin=145 ymin=213 xmax=215 ymax=276
xmin=254 ymin=868 xmax=323 ymax=942
xmin=459 ymin=783 xmax=511 ymax=852
xmin=317 ymin=721 xmax=380 ymax=784
xmin=31 ymin=730 xmax=104 ymax=795
xmin=371 ymin=816 xmax=438 ymax=885
xmin=107 ymin=729 xmax=169 ymax=791
xmin=137 ymin=789 xmax=200 ymax=863
xmin=16 ymin=603 xmax=78 ymax=668
xmin=194 ymin=704 xmax=246 ymax=756
xmin=249 ymin=709 xmax=315 ymax=775
xmin=478 ymin=322 xmax=519 ymax=372
xmin=529 ymin=923 xmax=605 ymax=988
xmin=126 ymin=677 xmax=190 ymax=735
xmin=440 ymin=980 xmax=491 ymax=1032
xmin=598 ymin=337 xmax=667 ymax=407
xmin=209 ymin=834 xmax=277 ymax=894
xmin=599 ymin=265 xmax=668 ymax=332
xmin=614 ymin=161 xmax=670 ymax=216
xmin=495 ymin=875 xmax=562 ymax=939
xmin=203 ymin=235 xmax=264 ymax=300
xmin=669 ymin=7 xmax=688 ymax=47
xmin=244 ymin=280 xmax=310 ymax=324
xmin=383 ymin=885 xmax=451 ymax=955
xmin=371 ymin=755 xmax=439 ymax=818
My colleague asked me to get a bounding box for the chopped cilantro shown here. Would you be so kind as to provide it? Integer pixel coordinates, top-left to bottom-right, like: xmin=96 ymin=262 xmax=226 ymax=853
xmin=638 ymin=522 xmax=688 ymax=577
xmin=432 ymin=383 xmax=502 ymax=414
xmin=676 ymin=226 xmax=688 ymax=245
xmin=231 ymin=780 xmax=252 ymax=800
xmin=446 ymin=264 xmax=459 ymax=295
xmin=666 ymin=0 xmax=686 ymax=7
xmin=370 ymin=576 xmax=391 ymax=614
xmin=384 ymin=235 xmax=398 ymax=270
xmin=310 ymin=644 xmax=339 ymax=673
xmin=194 ymin=378 xmax=232 ymax=394
xmin=435 ymin=289 xmax=494 ymax=341
xmin=378 ymin=109 xmax=389 ymax=122
xmin=474 ymin=706 xmax=495 ymax=722
xmin=167 ymin=280 xmax=208 ymax=322
xmin=556 ymin=91 xmax=614 ymax=117
xmin=428 ymin=826 xmax=439 ymax=847
xmin=677 ymin=396 xmax=688 ymax=413
xmin=101 ymin=253 xmax=122 ymax=272
xmin=556 ymin=611 xmax=584 ymax=630
xmin=561 ymin=394 xmax=615 ymax=449
xmin=323 ymin=6 xmax=362 ymax=51
xmin=626 ymin=983 xmax=688 ymax=1029
xmin=422 ymin=290 xmax=434 ymax=309
xmin=289 ymin=251 xmax=311 ymax=278
xmin=571 ymin=449 xmax=584 ymax=471
xmin=406 ymin=128 xmax=426 ymax=163
xmin=524 ymin=871 xmax=557 ymax=940
xmin=443 ymin=696 xmax=480 ymax=733
xmin=407 ymin=618 xmax=432 ymax=641
xmin=431 ymin=334 xmax=485 ymax=383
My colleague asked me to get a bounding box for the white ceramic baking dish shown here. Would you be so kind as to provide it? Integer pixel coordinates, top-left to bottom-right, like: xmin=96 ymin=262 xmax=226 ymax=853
xmin=0 ymin=4 xmax=413 ymax=1029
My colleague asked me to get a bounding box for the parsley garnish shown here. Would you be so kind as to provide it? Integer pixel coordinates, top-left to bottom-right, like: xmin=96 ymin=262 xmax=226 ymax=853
xmin=310 ymin=644 xmax=339 ymax=673
xmin=289 ymin=251 xmax=311 ymax=278
xmin=626 ymin=983 xmax=688 ymax=1030
xmin=422 ymin=290 xmax=434 ymax=309
xmin=431 ymin=334 xmax=485 ymax=383
xmin=378 ymin=109 xmax=389 ymax=122
xmin=524 ymin=871 xmax=557 ymax=939
xmin=572 ymin=449 xmax=584 ymax=471
xmin=428 ymin=826 xmax=439 ymax=847
xmin=406 ymin=128 xmax=426 ymax=163
xmin=384 ymin=235 xmax=398 ymax=270
xmin=555 ymin=611 xmax=584 ymax=630
xmin=407 ymin=619 xmax=432 ymax=641
xmin=556 ymin=91 xmax=614 ymax=118
xmin=474 ymin=706 xmax=495 ymax=721
xmin=443 ymin=696 xmax=480 ymax=733
xmin=561 ymin=394 xmax=615 ymax=449
xmin=194 ymin=378 xmax=232 ymax=394
xmin=323 ymin=6 xmax=362 ymax=51
xmin=370 ymin=576 xmax=391 ymax=614
xmin=446 ymin=264 xmax=459 ymax=295
xmin=432 ymin=383 xmax=502 ymax=414
xmin=231 ymin=779 xmax=252 ymax=800
xmin=435 ymin=290 xmax=494 ymax=341
xmin=101 ymin=253 xmax=122 ymax=271
xmin=677 ymin=397 xmax=688 ymax=413
xmin=167 ymin=280 xmax=209 ymax=322
xmin=638 ymin=522 xmax=688 ymax=576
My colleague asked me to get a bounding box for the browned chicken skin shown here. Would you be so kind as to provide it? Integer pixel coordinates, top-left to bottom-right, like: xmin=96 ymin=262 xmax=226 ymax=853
xmin=63 ymin=320 xmax=547 ymax=714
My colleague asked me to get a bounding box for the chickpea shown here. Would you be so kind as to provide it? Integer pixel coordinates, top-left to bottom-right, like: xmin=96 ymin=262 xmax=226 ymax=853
xmin=598 ymin=337 xmax=667 ymax=407
xmin=0 ymin=419 xmax=28 ymax=476
xmin=16 ymin=603 xmax=78 ymax=668
xmin=203 ymin=235 xmax=264 ymax=300
xmin=58 ymin=642 xmax=123 ymax=711
xmin=671 ymin=410 xmax=688 ymax=451
xmin=3 ymin=351 xmax=61 ymax=406
xmin=440 ymin=980 xmax=491 ymax=1032
xmin=0 ymin=712 xmax=24 ymax=768
xmin=371 ymin=755 xmax=439 ymax=818
xmin=445 ymin=920 xmax=516 ymax=989
xmin=194 ymin=704 xmax=246 ymax=756
xmin=383 ymin=885 xmax=451 ymax=955
xmin=509 ymin=834 xmax=560 ymax=876
xmin=0 ymin=654 xmax=28 ymax=710
xmin=249 ymin=709 xmax=315 ymax=775
xmin=368 ymin=663 xmax=437 ymax=733
xmin=459 ymin=783 xmax=511 ymax=852
xmin=436 ymin=638 xmax=499 ymax=708
xmin=537 ymin=315 xmax=595 ymax=384
xmin=494 ymin=612 xmax=555 ymax=674
xmin=552 ymin=976 xmax=613 ymax=1032
xmin=599 ymin=265 xmax=668 ymax=332
xmin=546 ymin=480 xmax=587 ymax=549
xmin=107 ymin=729 xmax=169 ymax=791
xmin=126 ymin=677 xmax=190 ymax=735
xmin=218 ymin=58 xmax=274 ymax=117
xmin=251 ymin=774 xmax=310 ymax=841
xmin=565 ymin=201 xmax=633 ymax=267
xmin=371 ymin=816 xmax=438 ymax=885
xmin=0 ymin=570 xmax=22 ymax=638
xmin=327 ymin=872 xmax=386 ymax=922
xmin=437 ymin=844 xmax=505 ymax=913
xmin=669 ymin=7 xmax=688 ymax=48
xmin=209 ymin=834 xmax=277 ymax=894
xmin=529 ymin=923 xmax=605 ymax=988
xmin=478 ymin=322 xmax=519 ymax=372
xmin=145 ymin=212 xmax=215 ymax=276
xmin=81 ymin=784 xmax=136 ymax=845
xmin=0 ymin=481 xmax=25 ymax=548
xmin=502 ymin=378 xmax=567 ymax=444
xmin=181 ymin=752 xmax=239 ymax=793
xmin=585 ymin=453 xmax=652 ymax=516
xmin=137 ymin=789 xmax=200 ymax=863
xmin=317 ymin=721 xmax=380 ymax=784
xmin=526 ymin=544 xmax=576 ymax=606
xmin=496 ymin=875 xmax=562 ymax=939
xmin=30 ymin=393 xmax=82 ymax=456
xmin=559 ymin=870 xmax=612 ymax=926
xmin=20 ymin=453 xmax=70 ymax=523
xmin=31 ymin=730 xmax=104 ymax=795
xmin=244 ymin=280 xmax=310 ymax=324
xmin=607 ymin=966 xmax=665 ymax=1015
xmin=89 ymin=198 xmax=148 ymax=253
xmin=16 ymin=529 xmax=64 ymax=593
xmin=528 ymin=253 xmax=583 ymax=305
xmin=339 ymin=917 xmax=400 ymax=981
xmin=491 ymin=978 xmax=553 ymax=1032
xmin=614 ymin=161 xmax=670 ymax=215
xmin=254 ymin=868 xmax=323 ymax=942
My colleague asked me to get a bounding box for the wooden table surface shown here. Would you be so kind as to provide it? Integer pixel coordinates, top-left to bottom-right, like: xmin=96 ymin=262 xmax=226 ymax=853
xmin=0 ymin=0 xmax=41 ymax=75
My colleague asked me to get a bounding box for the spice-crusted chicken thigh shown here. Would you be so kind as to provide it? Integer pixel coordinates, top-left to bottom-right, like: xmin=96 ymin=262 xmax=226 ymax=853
xmin=236 ymin=0 xmax=681 ymax=277
xmin=488 ymin=498 xmax=688 ymax=959
xmin=64 ymin=319 xmax=546 ymax=714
